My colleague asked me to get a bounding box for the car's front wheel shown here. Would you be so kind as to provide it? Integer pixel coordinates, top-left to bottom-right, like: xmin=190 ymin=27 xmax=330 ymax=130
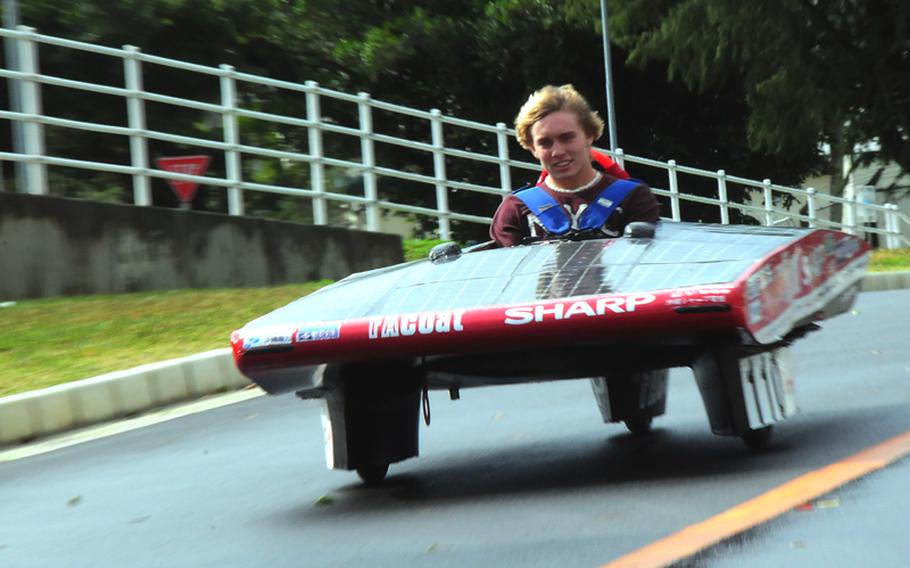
xmin=356 ymin=463 xmax=390 ymax=486
xmin=624 ymin=416 xmax=653 ymax=435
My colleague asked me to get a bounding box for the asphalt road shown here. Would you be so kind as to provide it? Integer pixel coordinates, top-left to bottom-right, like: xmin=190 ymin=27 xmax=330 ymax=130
xmin=1 ymin=289 xmax=909 ymax=568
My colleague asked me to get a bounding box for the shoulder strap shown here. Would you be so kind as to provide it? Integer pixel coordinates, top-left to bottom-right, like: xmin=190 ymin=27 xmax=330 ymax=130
xmin=513 ymin=185 xmax=570 ymax=234
xmin=576 ymin=179 xmax=640 ymax=231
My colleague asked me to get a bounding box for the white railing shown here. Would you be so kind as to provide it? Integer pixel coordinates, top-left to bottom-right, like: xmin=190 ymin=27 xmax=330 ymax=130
xmin=1 ymin=26 xmax=907 ymax=248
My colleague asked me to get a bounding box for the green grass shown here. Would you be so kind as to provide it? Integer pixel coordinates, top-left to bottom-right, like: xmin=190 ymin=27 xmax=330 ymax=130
xmin=403 ymin=238 xmax=447 ymax=261
xmin=2 ymin=245 xmax=908 ymax=398
xmin=0 ymin=282 xmax=330 ymax=397
xmin=869 ymin=248 xmax=910 ymax=272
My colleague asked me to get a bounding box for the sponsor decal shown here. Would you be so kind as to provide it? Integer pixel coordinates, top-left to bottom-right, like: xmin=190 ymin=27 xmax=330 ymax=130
xmin=666 ymin=286 xmax=733 ymax=306
xmin=296 ymin=322 xmax=341 ymax=342
xmin=800 ymin=243 xmax=827 ymax=287
xmin=368 ymin=309 xmax=466 ymax=339
xmin=504 ymin=293 xmax=655 ymax=325
xmin=773 ymin=251 xmax=802 ymax=301
xmin=666 ymin=294 xmax=728 ymax=306
xmin=747 ymin=265 xmax=773 ymax=300
xmin=833 ymin=237 xmax=861 ymax=266
xmin=670 ymin=286 xmax=734 ymax=297
xmin=824 ymin=233 xmax=836 ymax=255
xmin=747 ymin=249 xmax=803 ymax=325
xmin=748 ymin=298 xmax=763 ymax=324
xmin=242 ymin=326 xmax=295 ymax=352
xmin=740 ymin=231 xmax=868 ymax=344
xmin=747 ymin=245 xmax=811 ymax=327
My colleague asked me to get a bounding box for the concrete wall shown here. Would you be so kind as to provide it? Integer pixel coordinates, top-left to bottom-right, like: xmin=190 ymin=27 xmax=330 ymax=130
xmin=0 ymin=192 xmax=404 ymax=300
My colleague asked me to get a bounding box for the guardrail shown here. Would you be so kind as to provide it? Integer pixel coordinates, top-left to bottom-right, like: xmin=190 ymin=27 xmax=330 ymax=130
xmin=1 ymin=26 xmax=907 ymax=248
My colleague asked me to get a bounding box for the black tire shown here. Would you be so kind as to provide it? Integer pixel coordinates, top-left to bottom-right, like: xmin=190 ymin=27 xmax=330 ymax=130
xmin=356 ymin=463 xmax=389 ymax=486
xmin=624 ymin=416 xmax=653 ymax=435
xmin=740 ymin=425 xmax=773 ymax=450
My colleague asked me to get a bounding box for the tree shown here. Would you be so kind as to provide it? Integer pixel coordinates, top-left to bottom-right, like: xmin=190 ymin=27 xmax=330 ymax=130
xmin=313 ymin=0 xmax=822 ymax=233
xmin=610 ymin=0 xmax=910 ymax=204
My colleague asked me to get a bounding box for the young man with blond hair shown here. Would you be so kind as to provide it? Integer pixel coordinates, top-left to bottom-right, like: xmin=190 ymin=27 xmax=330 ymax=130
xmin=490 ymin=84 xmax=660 ymax=247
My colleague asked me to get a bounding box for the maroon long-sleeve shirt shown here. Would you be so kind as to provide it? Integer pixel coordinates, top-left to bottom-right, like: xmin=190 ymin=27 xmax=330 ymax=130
xmin=489 ymin=174 xmax=661 ymax=247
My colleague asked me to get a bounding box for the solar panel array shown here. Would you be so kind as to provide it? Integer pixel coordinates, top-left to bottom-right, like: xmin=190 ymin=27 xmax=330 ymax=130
xmin=246 ymin=222 xmax=806 ymax=328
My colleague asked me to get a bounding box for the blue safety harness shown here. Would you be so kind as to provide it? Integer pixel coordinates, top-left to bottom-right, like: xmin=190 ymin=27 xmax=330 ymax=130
xmin=514 ymin=179 xmax=640 ymax=235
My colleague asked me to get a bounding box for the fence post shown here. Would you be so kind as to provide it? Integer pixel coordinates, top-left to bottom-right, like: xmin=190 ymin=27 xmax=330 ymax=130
xmin=806 ymin=187 xmax=817 ymax=228
xmin=667 ymin=160 xmax=681 ymax=221
xmin=430 ymin=109 xmax=451 ymax=240
xmin=219 ymin=64 xmax=244 ymax=216
xmin=884 ymin=205 xmax=891 ymax=249
xmin=17 ymin=26 xmax=47 ymax=195
xmin=614 ymin=148 xmax=625 ymax=170
xmin=4 ymin=20 xmax=26 ymax=193
xmin=716 ymin=169 xmax=729 ymax=225
xmin=357 ymin=92 xmax=379 ymax=232
xmin=123 ymin=45 xmax=150 ymax=206
xmin=853 ymin=193 xmax=865 ymax=240
xmin=885 ymin=204 xmax=898 ymax=249
xmin=496 ymin=122 xmax=511 ymax=195
xmin=843 ymin=193 xmax=857 ymax=235
xmin=762 ymin=179 xmax=774 ymax=226
xmin=306 ymin=81 xmax=328 ymax=225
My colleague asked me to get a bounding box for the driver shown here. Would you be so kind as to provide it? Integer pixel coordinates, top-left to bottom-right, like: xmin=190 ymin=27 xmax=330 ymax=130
xmin=490 ymin=84 xmax=660 ymax=247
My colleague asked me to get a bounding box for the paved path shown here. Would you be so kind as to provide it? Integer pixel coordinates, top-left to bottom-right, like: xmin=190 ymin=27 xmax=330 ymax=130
xmin=1 ymin=289 xmax=908 ymax=567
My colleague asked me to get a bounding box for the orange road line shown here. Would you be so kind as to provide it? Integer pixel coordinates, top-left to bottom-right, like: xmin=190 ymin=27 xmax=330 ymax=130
xmin=602 ymin=428 xmax=910 ymax=568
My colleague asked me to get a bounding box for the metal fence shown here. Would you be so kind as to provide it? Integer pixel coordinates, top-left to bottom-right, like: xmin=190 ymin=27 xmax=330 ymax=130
xmin=1 ymin=26 xmax=907 ymax=248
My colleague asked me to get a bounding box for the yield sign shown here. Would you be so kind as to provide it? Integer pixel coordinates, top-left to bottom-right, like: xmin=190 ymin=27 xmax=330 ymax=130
xmin=156 ymin=155 xmax=212 ymax=203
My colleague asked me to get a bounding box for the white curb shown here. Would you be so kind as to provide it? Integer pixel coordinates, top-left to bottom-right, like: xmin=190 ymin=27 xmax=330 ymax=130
xmin=0 ymin=349 xmax=249 ymax=445
xmin=860 ymin=271 xmax=910 ymax=292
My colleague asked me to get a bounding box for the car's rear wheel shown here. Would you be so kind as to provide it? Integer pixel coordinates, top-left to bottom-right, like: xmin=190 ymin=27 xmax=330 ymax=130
xmin=740 ymin=425 xmax=773 ymax=450
xmin=356 ymin=463 xmax=389 ymax=486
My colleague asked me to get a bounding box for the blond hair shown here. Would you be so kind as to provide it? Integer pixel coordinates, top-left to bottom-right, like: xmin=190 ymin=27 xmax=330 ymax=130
xmin=514 ymin=84 xmax=605 ymax=150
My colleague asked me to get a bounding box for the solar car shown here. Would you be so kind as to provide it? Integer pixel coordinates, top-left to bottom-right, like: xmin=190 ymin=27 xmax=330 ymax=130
xmin=232 ymin=221 xmax=870 ymax=484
